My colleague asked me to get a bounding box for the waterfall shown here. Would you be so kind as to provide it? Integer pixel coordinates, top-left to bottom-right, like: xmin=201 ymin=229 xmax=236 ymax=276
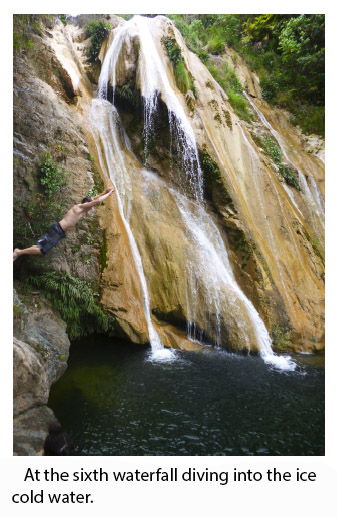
xmin=174 ymin=191 xmax=297 ymax=370
xmin=94 ymin=15 xmax=296 ymax=370
xmin=90 ymin=99 xmax=174 ymax=362
xmin=98 ymin=15 xmax=203 ymax=203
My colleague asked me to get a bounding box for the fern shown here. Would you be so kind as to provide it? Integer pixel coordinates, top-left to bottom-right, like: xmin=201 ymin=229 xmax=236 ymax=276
xmin=25 ymin=271 xmax=115 ymax=339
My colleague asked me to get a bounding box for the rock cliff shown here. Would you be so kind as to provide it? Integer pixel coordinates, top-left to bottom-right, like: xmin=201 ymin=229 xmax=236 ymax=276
xmin=13 ymin=289 xmax=70 ymax=455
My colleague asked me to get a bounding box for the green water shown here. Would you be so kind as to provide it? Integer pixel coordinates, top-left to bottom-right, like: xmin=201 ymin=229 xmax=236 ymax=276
xmin=49 ymin=337 xmax=324 ymax=455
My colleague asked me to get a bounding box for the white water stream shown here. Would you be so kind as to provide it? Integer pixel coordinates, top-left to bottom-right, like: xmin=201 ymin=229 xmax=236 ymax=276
xmin=94 ymin=15 xmax=296 ymax=370
xmin=99 ymin=15 xmax=203 ymax=202
xmin=90 ymin=99 xmax=174 ymax=362
xmin=244 ymin=92 xmax=324 ymax=233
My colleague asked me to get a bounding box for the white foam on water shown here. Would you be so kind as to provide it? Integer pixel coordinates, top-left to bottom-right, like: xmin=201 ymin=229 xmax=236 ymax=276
xmin=146 ymin=348 xmax=177 ymax=363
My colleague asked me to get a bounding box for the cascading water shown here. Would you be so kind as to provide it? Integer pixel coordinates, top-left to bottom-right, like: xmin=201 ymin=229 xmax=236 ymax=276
xmin=244 ymin=92 xmax=324 ymax=234
xmin=94 ymin=15 xmax=296 ymax=370
xmin=98 ymin=15 xmax=203 ymax=203
xmin=90 ymin=99 xmax=174 ymax=362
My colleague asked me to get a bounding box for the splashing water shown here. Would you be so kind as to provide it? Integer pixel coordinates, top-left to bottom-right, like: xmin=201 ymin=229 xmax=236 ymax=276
xmin=173 ymin=190 xmax=296 ymax=371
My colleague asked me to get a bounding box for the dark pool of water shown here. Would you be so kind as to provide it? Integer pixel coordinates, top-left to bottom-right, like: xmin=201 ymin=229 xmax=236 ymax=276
xmin=49 ymin=337 xmax=324 ymax=456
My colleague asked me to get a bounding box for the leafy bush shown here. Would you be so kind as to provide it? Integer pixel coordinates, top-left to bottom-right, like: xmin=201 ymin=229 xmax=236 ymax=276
xmin=39 ymin=152 xmax=68 ymax=198
xmin=199 ymin=148 xmax=221 ymax=197
xmin=14 ymin=149 xmax=69 ymax=247
xmin=200 ymin=151 xmax=220 ymax=181
xmin=257 ymin=135 xmax=282 ymax=162
xmin=86 ymin=20 xmax=111 ymax=62
xmin=174 ymin=61 xmax=194 ymax=94
xmin=272 ymin=325 xmax=292 ymax=350
xmin=290 ymin=105 xmax=325 ymax=137
xmin=25 ymin=271 xmax=115 ymax=339
xmin=227 ymin=91 xmax=253 ymax=122
xmin=207 ymin=33 xmax=224 ymax=54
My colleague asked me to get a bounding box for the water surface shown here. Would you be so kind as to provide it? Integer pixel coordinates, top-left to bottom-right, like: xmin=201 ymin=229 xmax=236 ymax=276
xmin=49 ymin=337 xmax=324 ymax=455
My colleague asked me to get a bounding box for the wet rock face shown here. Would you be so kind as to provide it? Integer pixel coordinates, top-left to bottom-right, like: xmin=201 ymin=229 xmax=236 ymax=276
xmin=13 ymin=289 xmax=71 ymax=455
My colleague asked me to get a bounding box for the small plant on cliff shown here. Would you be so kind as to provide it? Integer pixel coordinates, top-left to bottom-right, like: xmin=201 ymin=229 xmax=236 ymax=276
xmin=199 ymin=151 xmax=221 ymax=181
xmin=199 ymin=148 xmax=221 ymax=197
xmin=39 ymin=152 xmax=68 ymax=197
xmin=162 ymin=36 xmax=196 ymax=96
xmin=86 ymin=20 xmax=111 ymax=63
xmin=26 ymin=271 xmax=115 ymax=339
xmin=14 ymin=150 xmax=69 ymax=247
xmin=271 ymin=325 xmax=292 ymax=350
xmin=162 ymin=36 xmax=182 ymax=64
xmin=13 ymin=14 xmax=54 ymax=53
xmin=254 ymin=134 xmax=300 ymax=190
xmin=207 ymin=62 xmax=253 ymax=122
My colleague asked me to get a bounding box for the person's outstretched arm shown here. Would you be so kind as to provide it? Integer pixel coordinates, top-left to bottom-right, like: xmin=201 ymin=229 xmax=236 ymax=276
xmin=92 ymin=187 xmax=115 ymax=200
xmin=78 ymin=187 xmax=115 ymax=209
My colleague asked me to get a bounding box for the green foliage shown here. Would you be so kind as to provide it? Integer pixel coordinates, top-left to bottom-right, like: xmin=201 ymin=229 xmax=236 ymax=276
xmin=305 ymin=233 xmax=324 ymax=262
xmin=162 ymin=36 xmax=196 ymax=96
xmin=86 ymin=155 xmax=104 ymax=198
xmin=86 ymin=20 xmax=111 ymax=62
xmin=168 ymin=16 xmax=204 ymax=54
xmin=162 ymin=36 xmax=182 ymax=64
xmin=207 ymin=33 xmax=224 ymax=54
xmin=272 ymin=325 xmax=292 ymax=350
xmin=13 ymin=14 xmax=54 ymax=53
xmin=257 ymin=135 xmax=282 ymax=162
xmin=167 ymin=14 xmax=324 ymax=136
xmin=25 ymin=271 xmax=115 ymax=339
xmin=114 ymin=83 xmax=142 ymax=111
xmin=200 ymin=151 xmax=221 ymax=181
xmin=199 ymin=149 xmax=221 ymax=197
xmin=290 ymin=105 xmax=325 ymax=137
xmin=14 ymin=149 xmax=69 ymax=248
xmin=39 ymin=152 xmax=68 ymax=198
xmin=174 ymin=61 xmax=194 ymax=94
xmin=207 ymin=62 xmax=253 ymax=122
xmin=227 ymin=91 xmax=252 ymax=123
xmin=59 ymin=14 xmax=67 ymax=25
xmin=168 ymin=14 xmax=242 ymax=53
xmin=242 ymin=14 xmax=324 ymax=133
xmin=278 ymin=15 xmax=324 ymax=105
xmin=254 ymin=134 xmax=300 ymax=189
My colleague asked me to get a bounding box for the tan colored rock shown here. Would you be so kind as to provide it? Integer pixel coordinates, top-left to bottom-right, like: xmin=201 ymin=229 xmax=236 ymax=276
xmin=13 ymin=338 xmax=49 ymax=416
xmin=13 ymin=290 xmax=71 ymax=455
